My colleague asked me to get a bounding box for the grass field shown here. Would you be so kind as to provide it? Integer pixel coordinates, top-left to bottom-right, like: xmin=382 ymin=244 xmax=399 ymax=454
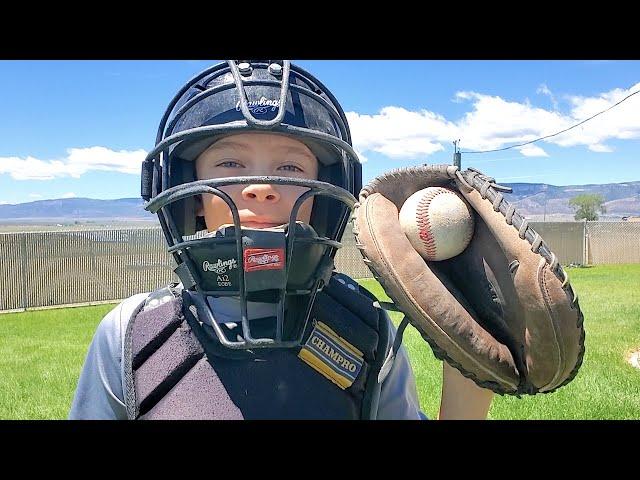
xmin=1 ymin=264 xmax=638 ymax=420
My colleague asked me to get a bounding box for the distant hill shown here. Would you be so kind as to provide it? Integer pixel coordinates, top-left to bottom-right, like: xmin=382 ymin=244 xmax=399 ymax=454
xmin=502 ymin=180 xmax=640 ymax=221
xmin=0 ymin=179 xmax=638 ymax=224
xmin=0 ymin=197 xmax=154 ymax=223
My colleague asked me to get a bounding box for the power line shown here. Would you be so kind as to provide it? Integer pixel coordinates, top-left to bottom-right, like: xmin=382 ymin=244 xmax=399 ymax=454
xmin=460 ymin=87 xmax=640 ymax=154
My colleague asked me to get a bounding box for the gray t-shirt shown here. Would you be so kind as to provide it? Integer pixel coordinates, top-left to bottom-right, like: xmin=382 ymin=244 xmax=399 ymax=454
xmin=68 ymin=290 xmax=427 ymax=420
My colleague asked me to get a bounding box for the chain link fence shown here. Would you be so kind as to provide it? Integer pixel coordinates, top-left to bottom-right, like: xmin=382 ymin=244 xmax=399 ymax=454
xmin=1 ymin=221 xmax=637 ymax=312
xmin=526 ymin=222 xmax=586 ymax=265
xmin=587 ymin=221 xmax=640 ymax=264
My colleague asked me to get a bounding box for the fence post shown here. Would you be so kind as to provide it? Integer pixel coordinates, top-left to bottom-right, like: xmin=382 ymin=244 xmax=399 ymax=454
xmin=583 ymin=220 xmax=588 ymax=266
xmin=20 ymin=233 xmax=28 ymax=310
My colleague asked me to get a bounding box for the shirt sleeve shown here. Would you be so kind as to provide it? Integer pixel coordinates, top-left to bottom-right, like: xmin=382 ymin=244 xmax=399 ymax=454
xmin=376 ymin=316 xmax=429 ymax=420
xmin=68 ymin=293 xmax=148 ymax=420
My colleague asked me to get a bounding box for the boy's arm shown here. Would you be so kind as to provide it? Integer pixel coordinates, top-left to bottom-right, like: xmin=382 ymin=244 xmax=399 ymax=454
xmin=438 ymin=361 xmax=494 ymax=420
xmin=376 ymin=312 xmax=428 ymax=420
xmin=68 ymin=293 xmax=148 ymax=420
xmin=377 ymin=342 xmax=428 ymax=420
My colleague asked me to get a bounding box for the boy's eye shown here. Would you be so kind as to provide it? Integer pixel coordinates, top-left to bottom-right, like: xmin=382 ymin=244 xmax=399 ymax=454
xmin=216 ymin=160 xmax=244 ymax=168
xmin=278 ymin=164 xmax=304 ymax=173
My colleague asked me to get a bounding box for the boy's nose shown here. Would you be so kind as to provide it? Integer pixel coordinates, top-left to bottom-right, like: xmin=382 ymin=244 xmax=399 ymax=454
xmin=241 ymin=184 xmax=281 ymax=202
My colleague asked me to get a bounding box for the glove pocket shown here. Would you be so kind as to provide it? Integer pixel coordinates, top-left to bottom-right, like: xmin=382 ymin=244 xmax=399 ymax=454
xmin=354 ymin=191 xmax=521 ymax=393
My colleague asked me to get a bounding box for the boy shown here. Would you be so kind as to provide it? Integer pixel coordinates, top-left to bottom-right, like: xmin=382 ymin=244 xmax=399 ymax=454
xmin=69 ymin=60 xmax=493 ymax=419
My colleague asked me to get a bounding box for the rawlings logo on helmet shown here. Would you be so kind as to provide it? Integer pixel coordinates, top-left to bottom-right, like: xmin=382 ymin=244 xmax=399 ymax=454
xmin=202 ymin=259 xmax=238 ymax=274
xmin=235 ymin=96 xmax=279 ymax=114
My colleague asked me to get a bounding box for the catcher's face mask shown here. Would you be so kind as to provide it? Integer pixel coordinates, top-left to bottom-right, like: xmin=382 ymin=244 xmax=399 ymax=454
xmin=141 ymin=60 xmax=361 ymax=350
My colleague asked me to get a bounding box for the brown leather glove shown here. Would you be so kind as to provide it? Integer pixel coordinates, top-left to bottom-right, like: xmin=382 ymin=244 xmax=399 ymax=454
xmin=353 ymin=165 xmax=585 ymax=396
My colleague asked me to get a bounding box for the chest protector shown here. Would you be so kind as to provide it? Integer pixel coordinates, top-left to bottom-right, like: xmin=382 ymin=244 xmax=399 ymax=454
xmin=124 ymin=273 xmax=390 ymax=420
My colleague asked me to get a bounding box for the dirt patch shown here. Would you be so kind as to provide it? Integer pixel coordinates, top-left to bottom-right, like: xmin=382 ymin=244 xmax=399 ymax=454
xmin=626 ymin=349 xmax=640 ymax=370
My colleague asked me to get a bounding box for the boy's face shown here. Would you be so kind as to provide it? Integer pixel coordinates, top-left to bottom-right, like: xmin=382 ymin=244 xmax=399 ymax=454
xmin=195 ymin=132 xmax=319 ymax=231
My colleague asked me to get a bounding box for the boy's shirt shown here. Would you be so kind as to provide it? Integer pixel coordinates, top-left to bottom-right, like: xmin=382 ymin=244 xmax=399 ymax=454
xmin=69 ymin=289 xmax=427 ymax=420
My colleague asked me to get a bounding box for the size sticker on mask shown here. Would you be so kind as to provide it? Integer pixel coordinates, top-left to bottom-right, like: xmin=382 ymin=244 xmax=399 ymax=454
xmin=243 ymin=248 xmax=285 ymax=272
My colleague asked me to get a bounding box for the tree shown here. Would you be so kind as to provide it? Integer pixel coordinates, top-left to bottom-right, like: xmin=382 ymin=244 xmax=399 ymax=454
xmin=568 ymin=193 xmax=606 ymax=221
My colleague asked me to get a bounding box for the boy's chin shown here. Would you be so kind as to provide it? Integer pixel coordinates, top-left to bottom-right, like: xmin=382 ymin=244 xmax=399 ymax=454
xmin=241 ymin=221 xmax=284 ymax=229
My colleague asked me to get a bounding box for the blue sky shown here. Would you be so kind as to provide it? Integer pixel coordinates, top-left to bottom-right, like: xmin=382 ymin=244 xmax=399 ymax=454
xmin=1 ymin=60 xmax=639 ymax=204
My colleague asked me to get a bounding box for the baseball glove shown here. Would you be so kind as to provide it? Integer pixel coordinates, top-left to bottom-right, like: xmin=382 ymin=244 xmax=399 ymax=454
xmin=352 ymin=164 xmax=585 ymax=396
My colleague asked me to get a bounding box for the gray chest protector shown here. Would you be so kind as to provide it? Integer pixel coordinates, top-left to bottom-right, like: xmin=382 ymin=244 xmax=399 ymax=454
xmin=124 ymin=274 xmax=390 ymax=420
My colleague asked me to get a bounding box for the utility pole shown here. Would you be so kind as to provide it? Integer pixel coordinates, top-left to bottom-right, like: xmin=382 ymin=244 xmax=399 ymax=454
xmin=452 ymin=140 xmax=461 ymax=168
xmin=543 ymin=184 xmax=547 ymax=222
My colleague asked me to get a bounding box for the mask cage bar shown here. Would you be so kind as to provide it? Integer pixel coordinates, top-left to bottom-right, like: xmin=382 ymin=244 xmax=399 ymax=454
xmin=143 ymin=122 xmax=357 ymax=229
xmin=228 ymin=60 xmax=290 ymax=128
xmin=143 ymin=122 xmax=357 ymax=288
xmin=145 ymin=176 xmax=356 ymax=349
xmin=146 ymin=123 xmax=358 ymax=180
xmin=144 ymin=123 xmax=356 ymax=264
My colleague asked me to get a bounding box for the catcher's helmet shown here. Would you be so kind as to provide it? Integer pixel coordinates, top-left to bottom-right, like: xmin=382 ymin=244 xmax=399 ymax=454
xmin=141 ymin=60 xmax=361 ymax=350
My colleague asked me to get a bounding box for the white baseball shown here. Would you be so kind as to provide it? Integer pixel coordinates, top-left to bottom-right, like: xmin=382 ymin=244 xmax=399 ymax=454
xmin=399 ymin=186 xmax=475 ymax=261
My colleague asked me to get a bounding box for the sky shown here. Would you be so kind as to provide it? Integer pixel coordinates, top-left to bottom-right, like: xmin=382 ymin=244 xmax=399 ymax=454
xmin=1 ymin=60 xmax=639 ymax=205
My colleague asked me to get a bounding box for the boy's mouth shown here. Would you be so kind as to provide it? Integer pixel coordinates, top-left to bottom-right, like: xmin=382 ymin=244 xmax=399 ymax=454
xmin=240 ymin=217 xmax=286 ymax=229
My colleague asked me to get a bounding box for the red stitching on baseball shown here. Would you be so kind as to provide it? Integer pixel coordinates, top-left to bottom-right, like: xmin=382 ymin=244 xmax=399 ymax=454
xmin=416 ymin=188 xmax=447 ymax=260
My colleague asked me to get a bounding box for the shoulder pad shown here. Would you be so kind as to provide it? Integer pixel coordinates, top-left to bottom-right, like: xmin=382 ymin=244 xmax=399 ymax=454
xmin=330 ymin=272 xmax=361 ymax=292
xmin=142 ymin=282 xmax=183 ymax=312
xmin=320 ymin=272 xmax=379 ymax=331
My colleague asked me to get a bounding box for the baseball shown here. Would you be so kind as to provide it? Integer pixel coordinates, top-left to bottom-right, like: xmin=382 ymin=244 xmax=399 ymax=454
xmin=399 ymin=186 xmax=475 ymax=261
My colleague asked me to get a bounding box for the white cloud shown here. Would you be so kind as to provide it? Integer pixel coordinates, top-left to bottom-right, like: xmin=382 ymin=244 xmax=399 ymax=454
xmin=536 ymin=83 xmax=559 ymax=110
xmin=61 ymin=192 xmax=77 ymax=198
xmin=0 ymin=147 xmax=146 ymax=181
xmin=589 ymin=144 xmax=613 ymax=153
xmin=346 ymin=107 xmax=458 ymax=160
xmin=453 ymin=92 xmax=569 ymax=151
xmin=518 ymin=145 xmax=549 ymax=157
xmin=537 ymin=84 xmax=552 ymax=96
xmin=345 ymin=81 xmax=640 ymax=162
xmin=0 ymin=201 xmax=9 ymax=205
xmin=554 ymin=82 xmax=640 ymax=147
xmin=454 ymin=91 xmax=474 ymax=102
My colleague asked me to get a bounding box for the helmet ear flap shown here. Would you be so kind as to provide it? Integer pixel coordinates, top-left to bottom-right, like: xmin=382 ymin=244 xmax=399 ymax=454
xmin=168 ymin=158 xmax=204 ymax=237
xmin=310 ymin=162 xmax=350 ymax=242
xmin=194 ymin=197 xmax=207 ymax=233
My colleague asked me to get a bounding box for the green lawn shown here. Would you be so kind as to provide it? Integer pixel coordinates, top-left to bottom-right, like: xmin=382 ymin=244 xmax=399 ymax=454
xmin=1 ymin=264 xmax=638 ymax=419
xmin=0 ymin=304 xmax=114 ymax=419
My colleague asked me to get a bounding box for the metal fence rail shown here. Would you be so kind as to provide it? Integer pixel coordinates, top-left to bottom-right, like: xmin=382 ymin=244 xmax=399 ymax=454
xmin=1 ymin=221 xmax=638 ymax=312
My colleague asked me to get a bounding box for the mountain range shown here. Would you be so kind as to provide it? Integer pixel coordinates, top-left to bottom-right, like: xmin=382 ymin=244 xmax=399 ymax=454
xmin=1 ymin=180 xmax=639 ymax=223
